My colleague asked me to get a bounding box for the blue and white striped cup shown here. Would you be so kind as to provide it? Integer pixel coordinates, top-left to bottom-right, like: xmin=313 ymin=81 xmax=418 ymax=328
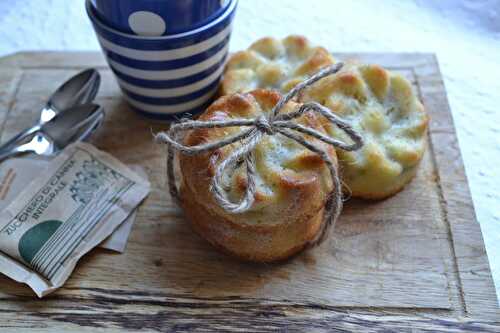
xmin=86 ymin=0 xmax=237 ymax=119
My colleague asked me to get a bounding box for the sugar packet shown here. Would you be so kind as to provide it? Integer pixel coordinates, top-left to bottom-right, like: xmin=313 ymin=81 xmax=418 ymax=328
xmin=0 ymin=157 xmax=145 ymax=252
xmin=0 ymin=142 xmax=150 ymax=297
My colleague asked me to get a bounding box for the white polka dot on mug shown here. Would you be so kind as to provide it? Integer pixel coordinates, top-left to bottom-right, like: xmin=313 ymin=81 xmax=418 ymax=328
xmin=128 ymin=11 xmax=166 ymax=36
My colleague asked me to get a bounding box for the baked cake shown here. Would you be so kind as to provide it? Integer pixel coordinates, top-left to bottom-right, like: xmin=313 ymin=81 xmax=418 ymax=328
xmin=299 ymin=62 xmax=429 ymax=199
xmin=179 ymin=89 xmax=338 ymax=261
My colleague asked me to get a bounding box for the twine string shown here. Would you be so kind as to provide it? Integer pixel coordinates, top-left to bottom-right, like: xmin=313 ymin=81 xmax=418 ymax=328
xmin=156 ymin=62 xmax=364 ymax=245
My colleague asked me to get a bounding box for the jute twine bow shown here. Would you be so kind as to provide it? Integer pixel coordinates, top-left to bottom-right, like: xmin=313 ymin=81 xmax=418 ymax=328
xmin=155 ymin=62 xmax=363 ymax=245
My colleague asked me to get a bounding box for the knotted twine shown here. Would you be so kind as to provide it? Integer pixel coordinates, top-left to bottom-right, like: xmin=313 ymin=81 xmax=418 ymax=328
xmin=155 ymin=62 xmax=363 ymax=245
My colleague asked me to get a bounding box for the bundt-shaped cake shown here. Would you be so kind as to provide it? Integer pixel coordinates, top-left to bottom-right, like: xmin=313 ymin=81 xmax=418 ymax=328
xmin=299 ymin=62 xmax=429 ymax=199
xmin=179 ymin=89 xmax=338 ymax=262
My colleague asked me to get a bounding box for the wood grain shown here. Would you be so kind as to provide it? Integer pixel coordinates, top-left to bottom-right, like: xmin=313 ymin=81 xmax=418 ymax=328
xmin=0 ymin=52 xmax=498 ymax=332
xmin=414 ymin=55 xmax=500 ymax=320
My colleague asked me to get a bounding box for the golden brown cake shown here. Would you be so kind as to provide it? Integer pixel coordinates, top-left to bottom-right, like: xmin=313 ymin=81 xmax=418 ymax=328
xmin=221 ymin=35 xmax=335 ymax=96
xmin=299 ymin=62 xmax=429 ymax=199
xmin=178 ymin=89 xmax=337 ymax=262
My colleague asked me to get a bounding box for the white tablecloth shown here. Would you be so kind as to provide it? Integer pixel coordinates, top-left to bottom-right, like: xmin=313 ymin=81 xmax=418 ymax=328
xmin=1 ymin=0 xmax=499 ymax=300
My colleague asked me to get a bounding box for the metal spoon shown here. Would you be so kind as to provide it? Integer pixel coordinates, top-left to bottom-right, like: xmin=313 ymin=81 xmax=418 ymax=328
xmin=0 ymin=69 xmax=101 ymax=150
xmin=0 ymin=104 xmax=104 ymax=161
xmin=42 ymin=104 xmax=104 ymax=150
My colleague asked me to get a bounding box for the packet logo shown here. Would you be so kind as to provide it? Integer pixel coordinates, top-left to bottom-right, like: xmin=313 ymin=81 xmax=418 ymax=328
xmin=18 ymin=220 xmax=63 ymax=265
xmin=70 ymin=159 xmax=120 ymax=204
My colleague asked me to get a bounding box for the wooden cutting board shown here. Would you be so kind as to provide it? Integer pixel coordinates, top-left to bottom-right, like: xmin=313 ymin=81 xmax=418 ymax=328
xmin=0 ymin=52 xmax=498 ymax=332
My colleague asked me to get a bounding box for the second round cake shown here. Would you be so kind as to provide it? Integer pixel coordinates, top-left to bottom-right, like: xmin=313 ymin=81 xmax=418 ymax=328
xmin=299 ymin=62 xmax=429 ymax=199
xmin=221 ymin=36 xmax=428 ymax=200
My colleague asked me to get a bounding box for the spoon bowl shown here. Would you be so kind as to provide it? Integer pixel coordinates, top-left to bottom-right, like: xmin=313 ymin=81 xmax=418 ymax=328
xmin=42 ymin=104 xmax=105 ymax=150
xmin=45 ymin=69 xmax=101 ymax=122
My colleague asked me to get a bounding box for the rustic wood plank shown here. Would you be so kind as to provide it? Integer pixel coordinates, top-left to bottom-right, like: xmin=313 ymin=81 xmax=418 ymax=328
xmin=0 ymin=69 xmax=23 ymax=143
xmin=0 ymin=51 xmax=108 ymax=69
xmin=336 ymin=52 xmax=435 ymax=69
xmin=414 ymin=54 xmax=500 ymax=320
xmin=0 ymin=52 xmax=497 ymax=331
xmin=1 ymin=292 xmax=499 ymax=333
xmin=0 ymin=69 xmax=453 ymax=309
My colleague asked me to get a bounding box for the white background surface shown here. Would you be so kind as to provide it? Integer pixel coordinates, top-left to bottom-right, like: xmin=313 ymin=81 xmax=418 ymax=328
xmin=0 ymin=0 xmax=499 ymax=300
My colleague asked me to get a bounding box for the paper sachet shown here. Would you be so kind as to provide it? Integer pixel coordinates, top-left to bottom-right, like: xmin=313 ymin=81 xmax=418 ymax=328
xmin=0 ymin=157 xmax=145 ymax=252
xmin=0 ymin=142 xmax=150 ymax=297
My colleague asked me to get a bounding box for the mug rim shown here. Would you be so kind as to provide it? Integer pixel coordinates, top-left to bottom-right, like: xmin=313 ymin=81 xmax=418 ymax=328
xmin=86 ymin=0 xmax=237 ymax=41
xmin=91 ymin=0 xmax=231 ymax=35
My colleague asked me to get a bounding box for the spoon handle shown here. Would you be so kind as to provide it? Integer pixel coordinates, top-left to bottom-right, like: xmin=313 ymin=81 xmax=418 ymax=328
xmin=0 ymin=125 xmax=40 ymax=154
xmin=0 ymin=145 xmax=25 ymax=161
